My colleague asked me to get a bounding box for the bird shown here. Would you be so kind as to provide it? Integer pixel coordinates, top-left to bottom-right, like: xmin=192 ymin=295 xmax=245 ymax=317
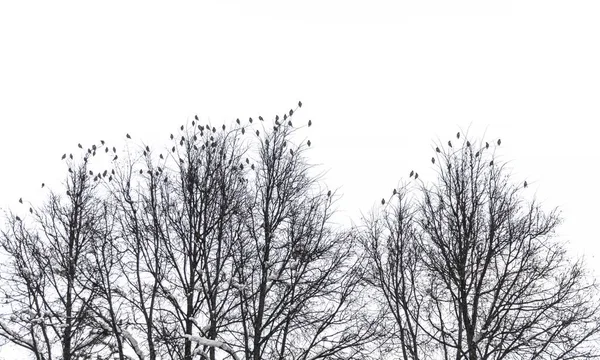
xmin=29 ymin=208 xmax=33 ymax=214
xmin=475 ymin=151 xmax=480 ymax=158
xmin=288 ymin=121 xmax=293 ymax=127
xmin=89 ymin=170 xmax=93 ymax=176
xmin=456 ymin=132 xmax=460 ymax=139
xmin=172 ymin=146 xmax=176 ymax=153
xmin=146 ymin=145 xmax=150 ymax=152
xmin=236 ymin=118 xmax=240 ymax=125
xmin=327 ymin=190 xmax=332 ymax=197
xmin=489 ymin=160 xmax=494 ymax=166
xmin=290 ymin=149 xmax=294 ymax=156
xmin=436 ymin=147 xmax=440 ymax=153
xmin=68 ymin=168 xmax=73 ymax=173
xmin=275 ymin=118 xmax=280 ymax=126
xmin=524 ymin=181 xmax=528 ymax=188
xmin=393 ymin=188 xmax=397 ymax=195
xmin=497 ymin=139 xmax=501 ymax=146
xmin=100 ymin=140 xmax=105 ymax=145
xmin=258 ymin=116 xmax=263 ymax=121
xmin=19 ymin=198 xmax=23 ymax=204
xmin=381 ymin=198 xmax=385 ymax=205
xmin=15 ymin=216 xmax=21 ymax=222
xmin=195 ymin=115 xmax=199 ymax=121
xmin=466 ymin=141 xmax=471 ymax=147
xmin=103 ymin=170 xmax=108 ymax=177
xmin=126 ymin=133 xmax=131 ymax=139
xmin=113 ymin=147 xmax=116 ymax=153
xmin=485 ymin=142 xmax=489 ymax=149
xmin=160 ymin=154 xmax=164 ymax=159
xmin=192 ymin=120 xmax=195 ymax=126
xmin=410 ymin=170 xmax=414 ymax=178
xmin=143 ymin=151 xmax=147 ymax=157
xmin=105 ymin=147 xmax=109 ymax=153
xmin=251 ymin=117 xmax=255 ymax=123
xmin=181 ymin=125 xmax=184 ymax=131
xmin=284 ymin=114 xmax=287 ymax=120
xmin=92 ymin=144 xmax=97 ymax=151
xmin=256 ymin=130 xmax=260 ymax=136
xmin=113 ymin=155 xmax=118 ymax=161
xmin=448 ymin=141 xmax=452 ymax=148
xmin=78 ymin=143 xmax=83 ymax=149
xmin=212 ymin=127 xmax=216 ymax=133
xmin=70 ymin=154 xmax=73 ymax=159
xmin=414 ymin=173 xmax=419 ymax=180
xmin=276 ymin=115 xmax=279 ymax=122
xmin=170 ymin=134 xmax=174 ymax=140
xmin=139 ymin=169 xmax=143 ymax=174
xmin=431 ymin=157 xmax=435 ymax=164
xmin=307 ymin=140 xmax=311 ymax=147
xmin=251 ymin=164 xmax=255 ymax=170
xmin=298 ymin=101 xmax=302 ymax=108
xmin=308 ymin=120 xmax=312 ymax=127
xmin=41 ymin=183 xmax=45 ymax=188
xmin=222 ymin=124 xmax=226 ymax=131
xmin=246 ymin=158 xmax=249 ymax=164
xmin=62 ymin=154 xmax=66 ymax=160
xmin=289 ymin=109 xmax=293 ymax=116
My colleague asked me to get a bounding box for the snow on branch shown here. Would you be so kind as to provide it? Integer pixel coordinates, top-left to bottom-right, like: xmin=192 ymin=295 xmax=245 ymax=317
xmin=183 ymin=334 xmax=240 ymax=360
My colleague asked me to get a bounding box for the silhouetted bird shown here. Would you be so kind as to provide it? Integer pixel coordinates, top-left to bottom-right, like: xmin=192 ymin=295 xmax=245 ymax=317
xmin=250 ymin=117 xmax=254 ymax=123
xmin=307 ymin=140 xmax=311 ymax=147
xmin=195 ymin=115 xmax=199 ymax=121
xmin=246 ymin=158 xmax=249 ymax=164
xmin=146 ymin=146 xmax=150 ymax=152
xmin=78 ymin=143 xmax=83 ymax=149
xmin=436 ymin=147 xmax=440 ymax=153
xmin=143 ymin=151 xmax=147 ymax=157
xmin=113 ymin=147 xmax=116 ymax=153
xmin=112 ymin=169 xmax=115 ymax=175
xmin=62 ymin=154 xmax=66 ymax=160
xmin=100 ymin=140 xmax=105 ymax=145
xmin=308 ymin=120 xmax=312 ymax=127
xmin=67 ymin=190 xmax=71 ymax=196
xmin=256 ymin=130 xmax=260 ymax=136
xmin=181 ymin=125 xmax=184 ymax=131
xmin=139 ymin=169 xmax=143 ymax=174
xmin=113 ymin=155 xmax=118 ymax=161
xmin=236 ymin=118 xmax=240 ymax=125
xmin=170 ymin=134 xmax=174 ymax=140
xmin=414 ymin=173 xmax=419 ymax=180
xmin=68 ymin=168 xmax=73 ymax=173
xmin=327 ymin=190 xmax=332 ymax=197
xmin=212 ymin=127 xmax=216 ymax=133
xmin=489 ymin=160 xmax=494 ymax=166
xmin=290 ymin=149 xmax=294 ymax=156
xmin=456 ymin=132 xmax=460 ymax=139
xmin=241 ymin=128 xmax=246 ymax=135
xmin=448 ymin=141 xmax=452 ymax=148
xmin=265 ymin=139 xmax=269 ymax=146
xmin=160 ymin=154 xmax=164 ymax=159
xmin=29 ymin=208 xmax=32 ymax=214
xmin=485 ymin=142 xmax=489 ymax=149
xmin=180 ymin=139 xmax=184 ymax=146
xmin=466 ymin=141 xmax=471 ymax=147
xmin=275 ymin=115 xmax=279 ymax=121
xmin=284 ymin=114 xmax=287 ymax=121
xmin=475 ymin=151 xmax=480 ymax=158
xmin=192 ymin=120 xmax=195 ymax=126
xmin=89 ymin=170 xmax=93 ymax=176
xmin=431 ymin=157 xmax=435 ymax=164
xmin=289 ymin=109 xmax=293 ymax=116
xmin=105 ymin=148 xmax=108 ymax=153
xmin=103 ymin=170 xmax=108 ymax=177
xmin=288 ymin=121 xmax=293 ymax=126
xmin=126 ymin=133 xmax=131 ymax=139
xmin=41 ymin=183 xmax=45 ymax=188
xmin=393 ymin=188 xmax=397 ymax=195
xmin=92 ymin=144 xmax=97 ymax=151
xmin=172 ymin=146 xmax=176 ymax=152
xmin=258 ymin=116 xmax=263 ymax=121
xmin=524 ymin=181 xmax=528 ymax=188
xmin=109 ymin=176 xmax=112 ymax=182
xmin=70 ymin=154 xmax=73 ymax=159
xmin=497 ymin=139 xmax=501 ymax=146
xmin=19 ymin=198 xmax=22 ymax=204
xmin=410 ymin=170 xmax=414 ymax=177
xmin=251 ymin=164 xmax=255 ymax=170
xmin=222 ymin=124 xmax=226 ymax=131
xmin=15 ymin=216 xmax=21 ymax=222
xmin=381 ymin=198 xmax=385 ymax=205
xmin=298 ymin=101 xmax=302 ymax=108
xmin=275 ymin=118 xmax=280 ymax=125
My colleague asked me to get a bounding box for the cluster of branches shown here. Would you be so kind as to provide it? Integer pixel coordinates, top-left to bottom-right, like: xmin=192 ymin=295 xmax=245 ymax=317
xmin=0 ymin=107 xmax=383 ymax=360
xmin=360 ymin=136 xmax=600 ymax=359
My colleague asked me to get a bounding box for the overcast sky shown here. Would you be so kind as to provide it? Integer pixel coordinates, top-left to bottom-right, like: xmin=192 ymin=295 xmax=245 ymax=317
xmin=0 ymin=3 xmax=599 ymax=354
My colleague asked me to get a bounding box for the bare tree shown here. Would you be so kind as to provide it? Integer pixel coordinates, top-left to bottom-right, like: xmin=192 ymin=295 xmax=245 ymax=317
xmin=361 ymin=136 xmax=600 ymax=359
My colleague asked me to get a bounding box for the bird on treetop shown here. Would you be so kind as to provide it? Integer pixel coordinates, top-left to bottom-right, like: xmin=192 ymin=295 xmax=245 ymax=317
xmin=126 ymin=133 xmax=131 ymax=139
xmin=289 ymin=109 xmax=293 ymax=116
xmin=256 ymin=130 xmax=260 ymax=136
xmin=62 ymin=154 xmax=66 ymax=160
xmin=290 ymin=149 xmax=294 ymax=156
xmin=222 ymin=124 xmax=226 ymax=131
xmin=308 ymin=120 xmax=312 ymax=127
xmin=19 ymin=198 xmax=22 ymax=204
xmin=100 ymin=140 xmax=105 ymax=145
xmin=497 ymin=139 xmax=501 ymax=146
xmin=307 ymin=140 xmax=311 ymax=147
xmin=29 ymin=208 xmax=33 ymax=214
xmin=258 ymin=116 xmax=263 ymax=121
xmin=195 ymin=115 xmax=199 ymax=121
xmin=146 ymin=145 xmax=150 ymax=152
xmin=284 ymin=114 xmax=288 ymax=120
xmin=485 ymin=142 xmax=489 ymax=149
xmin=192 ymin=120 xmax=195 ymax=126
xmin=113 ymin=155 xmax=118 ymax=161
xmin=524 ymin=181 xmax=528 ymax=188
xmin=489 ymin=160 xmax=494 ymax=166
xmin=112 ymin=147 xmax=116 ymax=153
xmin=172 ymin=146 xmax=176 ymax=152
xmin=436 ymin=147 xmax=440 ymax=153
xmin=276 ymin=115 xmax=279 ymax=121
xmin=70 ymin=154 xmax=73 ymax=159
xmin=288 ymin=121 xmax=293 ymax=127
xmin=41 ymin=183 xmax=45 ymax=188
xmin=212 ymin=127 xmax=216 ymax=133
xmin=466 ymin=141 xmax=471 ymax=147
xmin=241 ymin=128 xmax=246 ymax=135
xmin=236 ymin=118 xmax=240 ymax=125
xmin=251 ymin=164 xmax=255 ymax=170
xmin=327 ymin=190 xmax=332 ymax=197
xmin=298 ymin=101 xmax=302 ymax=108
xmin=78 ymin=143 xmax=83 ymax=149
xmin=410 ymin=170 xmax=414 ymax=177
xmin=431 ymin=157 xmax=435 ymax=164
xmin=170 ymin=134 xmax=174 ymax=140
xmin=393 ymin=188 xmax=397 ymax=195
xmin=15 ymin=216 xmax=21 ymax=222
xmin=448 ymin=141 xmax=452 ymax=148
xmin=415 ymin=173 xmax=419 ymax=180
xmin=456 ymin=132 xmax=460 ymax=139
xmin=180 ymin=125 xmax=184 ymax=131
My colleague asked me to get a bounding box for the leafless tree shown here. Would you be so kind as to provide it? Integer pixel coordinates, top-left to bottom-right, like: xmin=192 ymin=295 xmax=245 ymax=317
xmin=361 ymin=136 xmax=600 ymax=359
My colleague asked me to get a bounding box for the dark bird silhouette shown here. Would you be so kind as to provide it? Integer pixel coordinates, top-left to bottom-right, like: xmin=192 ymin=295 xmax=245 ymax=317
xmin=70 ymin=154 xmax=73 ymax=159
xmin=92 ymin=144 xmax=97 ymax=151
xmin=448 ymin=141 xmax=452 ymax=148
xmin=456 ymin=132 xmax=460 ymax=139
xmin=431 ymin=157 xmax=435 ymax=164
xmin=393 ymin=188 xmax=397 ymax=195
xmin=410 ymin=170 xmax=414 ymax=177
xmin=497 ymin=139 xmax=501 ymax=146
xmin=29 ymin=208 xmax=33 ymax=214
xmin=486 ymin=142 xmax=489 ymax=149
xmin=113 ymin=155 xmax=118 ymax=161
xmin=524 ymin=181 xmax=528 ymax=188
xmin=143 ymin=151 xmax=147 ymax=157
xmin=89 ymin=170 xmax=93 ymax=176
xmin=180 ymin=139 xmax=184 ymax=146
xmin=250 ymin=117 xmax=254 ymax=123
xmin=192 ymin=120 xmax=195 ymax=126
xmin=475 ymin=151 xmax=480 ymax=158
xmin=251 ymin=164 xmax=255 ymax=170
xmin=381 ymin=198 xmax=385 ymax=205
xmin=265 ymin=139 xmax=269 ymax=146
xmin=298 ymin=101 xmax=302 ymax=108
xmin=466 ymin=141 xmax=471 ymax=147
xmin=436 ymin=147 xmax=440 ymax=153
xmin=68 ymin=168 xmax=73 ymax=173
xmin=275 ymin=118 xmax=280 ymax=126
xmin=284 ymin=114 xmax=287 ymax=120
xmin=289 ymin=109 xmax=293 ymax=116
xmin=172 ymin=146 xmax=176 ymax=152
xmin=62 ymin=154 xmax=66 ymax=160
xmin=290 ymin=149 xmax=294 ymax=156
xmin=113 ymin=147 xmax=116 ymax=153
xmin=103 ymin=170 xmax=108 ymax=177
xmin=212 ymin=127 xmax=216 ymax=133
xmin=160 ymin=154 xmax=164 ymax=159
xmin=327 ymin=190 xmax=332 ymax=197
xmin=181 ymin=125 xmax=184 ymax=131
xmin=126 ymin=133 xmax=131 ymax=139
xmin=41 ymin=183 xmax=45 ymax=188
xmin=139 ymin=169 xmax=143 ymax=174
xmin=195 ymin=115 xmax=199 ymax=121
xmin=308 ymin=120 xmax=312 ymax=127
xmin=200 ymin=125 xmax=205 ymax=131
xmin=78 ymin=143 xmax=83 ymax=149
xmin=489 ymin=160 xmax=494 ymax=166
xmin=100 ymin=140 xmax=105 ymax=145
xmin=275 ymin=115 xmax=279 ymax=121
xmin=258 ymin=116 xmax=263 ymax=121
xmin=256 ymin=130 xmax=260 ymax=136
xmin=67 ymin=190 xmax=71 ymax=196
xmin=246 ymin=158 xmax=249 ymax=164
xmin=109 ymin=176 xmax=112 ymax=182
xmin=146 ymin=145 xmax=150 ymax=152
xmin=307 ymin=140 xmax=311 ymax=147
xmin=288 ymin=121 xmax=293 ymax=126
xmin=241 ymin=128 xmax=246 ymax=135
xmin=112 ymin=169 xmax=115 ymax=175
xmin=19 ymin=198 xmax=22 ymax=204
xmin=222 ymin=124 xmax=226 ymax=131
xmin=236 ymin=118 xmax=240 ymax=125
xmin=170 ymin=134 xmax=174 ymax=140
xmin=105 ymin=147 xmax=109 ymax=153
xmin=15 ymin=216 xmax=21 ymax=222
xmin=414 ymin=173 xmax=419 ymax=180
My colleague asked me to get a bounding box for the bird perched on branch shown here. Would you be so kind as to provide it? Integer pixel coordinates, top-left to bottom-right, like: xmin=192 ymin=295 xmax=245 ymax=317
xmin=308 ymin=120 xmax=312 ymax=127
xmin=456 ymin=132 xmax=460 ymax=139
xmin=414 ymin=173 xmax=419 ymax=180
xmin=307 ymin=140 xmax=311 ymax=147
xmin=126 ymin=133 xmax=131 ymax=139
xmin=448 ymin=141 xmax=452 ymax=148
xmin=410 ymin=170 xmax=414 ymax=177
xmin=431 ymin=157 xmax=435 ymax=164
xmin=497 ymin=139 xmax=501 ymax=146
xmin=381 ymin=198 xmax=385 ymax=205
xmin=436 ymin=147 xmax=440 ymax=153
xmin=524 ymin=181 xmax=528 ymax=188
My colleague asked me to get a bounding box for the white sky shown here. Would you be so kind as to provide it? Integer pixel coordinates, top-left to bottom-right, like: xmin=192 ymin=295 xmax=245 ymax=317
xmin=0 ymin=1 xmax=599 ymax=356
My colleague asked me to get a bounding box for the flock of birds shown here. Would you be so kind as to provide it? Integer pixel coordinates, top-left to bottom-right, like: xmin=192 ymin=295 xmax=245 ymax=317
xmin=14 ymin=102 xmax=318 ymax=221
xmin=380 ymin=132 xmax=527 ymax=206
